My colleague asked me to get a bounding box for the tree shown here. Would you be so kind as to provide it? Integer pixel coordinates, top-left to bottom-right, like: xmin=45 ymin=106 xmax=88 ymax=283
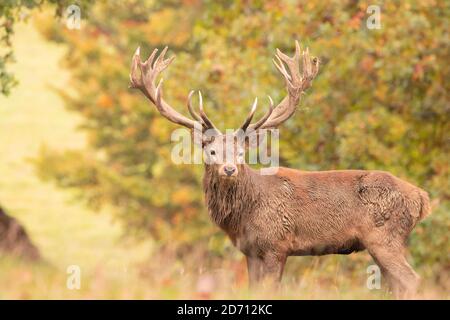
xmin=0 ymin=1 xmax=91 ymax=262
xmin=0 ymin=0 xmax=90 ymax=95
xmin=35 ymin=0 xmax=449 ymax=283
xmin=1 ymin=2 xmax=57 ymax=260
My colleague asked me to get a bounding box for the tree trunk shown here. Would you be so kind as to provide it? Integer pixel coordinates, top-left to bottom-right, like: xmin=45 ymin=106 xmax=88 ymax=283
xmin=0 ymin=205 xmax=40 ymax=261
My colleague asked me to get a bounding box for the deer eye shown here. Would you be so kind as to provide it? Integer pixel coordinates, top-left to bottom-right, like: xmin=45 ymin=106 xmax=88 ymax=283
xmin=210 ymin=150 xmax=216 ymax=156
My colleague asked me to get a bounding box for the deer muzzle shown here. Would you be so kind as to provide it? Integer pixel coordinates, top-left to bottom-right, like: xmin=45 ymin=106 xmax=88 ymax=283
xmin=220 ymin=164 xmax=238 ymax=177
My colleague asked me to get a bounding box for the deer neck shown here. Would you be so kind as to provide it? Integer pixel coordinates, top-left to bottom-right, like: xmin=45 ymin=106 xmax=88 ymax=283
xmin=203 ymin=164 xmax=259 ymax=234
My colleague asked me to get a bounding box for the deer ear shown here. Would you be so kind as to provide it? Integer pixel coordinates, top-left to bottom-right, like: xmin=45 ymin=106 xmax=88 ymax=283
xmin=243 ymin=130 xmax=267 ymax=149
xmin=191 ymin=127 xmax=216 ymax=147
xmin=191 ymin=127 xmax=202 ymax=147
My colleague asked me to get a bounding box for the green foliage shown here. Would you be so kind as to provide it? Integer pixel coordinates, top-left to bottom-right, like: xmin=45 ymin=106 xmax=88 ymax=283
xmin=0 ymin=0 xmax=91 ymax=95
xmin=34 ymin=0 xmax=449 ymax=283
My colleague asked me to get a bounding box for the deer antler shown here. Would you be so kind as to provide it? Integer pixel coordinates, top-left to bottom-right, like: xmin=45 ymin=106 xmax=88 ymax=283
xmin=237 ymin=96 xmax=274 ymax=133
xmin=130 ymin=43 xmax=317 ymax=134
xmin=245 ymin=41 xmax=319 ymax=131
xmin=130 ymin=46 xmax=219 ymax=132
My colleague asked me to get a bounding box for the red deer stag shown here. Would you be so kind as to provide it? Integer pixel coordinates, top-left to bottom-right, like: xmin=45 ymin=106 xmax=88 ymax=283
xmin=129 ymin=42 xmax=431 ymax=299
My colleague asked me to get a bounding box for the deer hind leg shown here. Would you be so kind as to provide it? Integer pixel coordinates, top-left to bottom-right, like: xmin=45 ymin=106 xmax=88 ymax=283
xmin=368 ymin=245 xmax=420 ymax=299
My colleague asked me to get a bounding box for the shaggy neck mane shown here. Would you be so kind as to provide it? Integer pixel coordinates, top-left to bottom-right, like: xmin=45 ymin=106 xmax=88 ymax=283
xmin=203 ymin=165 xmax=260 ymax=234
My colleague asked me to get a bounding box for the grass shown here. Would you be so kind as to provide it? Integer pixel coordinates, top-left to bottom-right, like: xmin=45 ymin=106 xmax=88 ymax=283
xmin=0 ymin=22 xmax=153 ymax=299
xmin=0 ymin=22 xmax=446 ymax=300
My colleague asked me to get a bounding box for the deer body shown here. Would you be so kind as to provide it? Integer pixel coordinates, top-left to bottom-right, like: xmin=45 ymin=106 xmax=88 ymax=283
xmin=204 ymin=165 xmax=430 ymax=296
xmin=129 ymin=41 xmax=431 ymax=299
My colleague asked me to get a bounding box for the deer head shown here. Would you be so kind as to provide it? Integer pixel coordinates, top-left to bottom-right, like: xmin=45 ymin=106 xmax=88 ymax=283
xmin=129 ymin=41 xmax=319 ymax=179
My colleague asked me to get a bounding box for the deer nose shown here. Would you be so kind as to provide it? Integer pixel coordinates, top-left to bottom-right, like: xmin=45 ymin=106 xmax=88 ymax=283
xmin=224 ymin=165 xmax=236 ymax=176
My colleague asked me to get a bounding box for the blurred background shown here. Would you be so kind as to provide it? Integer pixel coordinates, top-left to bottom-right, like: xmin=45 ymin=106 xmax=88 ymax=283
xmin=0 ymin=0 xmax=448 ymax=299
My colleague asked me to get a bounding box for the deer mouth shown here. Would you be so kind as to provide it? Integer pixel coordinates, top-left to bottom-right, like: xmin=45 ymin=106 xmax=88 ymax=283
xmin=219 ymin=173 xmax=238 ymax=181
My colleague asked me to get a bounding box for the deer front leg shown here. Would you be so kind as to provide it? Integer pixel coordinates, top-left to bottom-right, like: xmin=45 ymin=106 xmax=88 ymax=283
xmin=246 ymin=256 xmax=264 ymax=288
xmin=246 ymin=253 xmax=286 ymax=289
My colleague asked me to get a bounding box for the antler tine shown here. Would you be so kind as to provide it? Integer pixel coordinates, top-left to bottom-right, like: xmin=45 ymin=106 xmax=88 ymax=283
xmin=144 ymin=48 xmax=159 ymax=71
xmin=247 ymin=96 xmax=274 ymax=131
xmin=301 ymin=47 xmax=319 ymax=90
xmin=153 ymin=46 xmax=167 ymax=68
xmin=187 ymin=90 xmax=204 ymax=124
xmin=197 ymin=91 xmax=220 ymax=132
xmin=272 ymin=55 xmax=292 ymax=82
xmin=238 ymin=97 xmax=258 ymax=132
xmin=129 ymin=47 xmax=143 ymax=88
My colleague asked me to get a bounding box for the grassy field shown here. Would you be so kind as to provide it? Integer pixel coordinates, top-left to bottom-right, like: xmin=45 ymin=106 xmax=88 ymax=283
xmin=0 ymin=22 xmax=156 ymax=299
xmin=0 ymin=22 xmax=446 ymax=300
